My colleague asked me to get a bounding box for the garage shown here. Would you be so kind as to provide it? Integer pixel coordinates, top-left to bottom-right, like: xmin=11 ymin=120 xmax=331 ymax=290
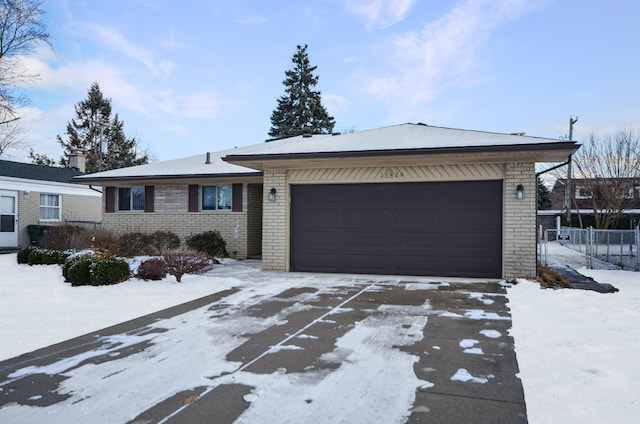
xmin=291 ymin=181 xmax=503 ymax=278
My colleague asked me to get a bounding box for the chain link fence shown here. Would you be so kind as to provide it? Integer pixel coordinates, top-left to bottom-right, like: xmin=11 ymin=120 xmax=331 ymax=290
xmin=540 ymin=227 xmax=640 ymax=271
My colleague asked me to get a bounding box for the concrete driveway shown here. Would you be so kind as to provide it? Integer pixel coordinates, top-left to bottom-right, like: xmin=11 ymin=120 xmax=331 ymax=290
xmin=0 ymin=261 xmax=526 ymax=423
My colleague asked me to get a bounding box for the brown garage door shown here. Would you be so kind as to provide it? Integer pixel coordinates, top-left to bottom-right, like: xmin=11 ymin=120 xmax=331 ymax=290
xmin=290 ymin=181 xmax=503 ymax=278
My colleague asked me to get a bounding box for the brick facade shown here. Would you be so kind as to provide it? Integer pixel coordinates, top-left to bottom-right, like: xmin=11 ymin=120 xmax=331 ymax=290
xmin=262 ymin=170 xmax=288 ymax=271
xmin=503 ymin=162 xmax=537 ymax=278
xmin=101 ymin=182 xmax=260 ymax=259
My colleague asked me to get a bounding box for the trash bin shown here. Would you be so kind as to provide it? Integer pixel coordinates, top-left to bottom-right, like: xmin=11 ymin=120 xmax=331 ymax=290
xmin=27 ymin=225 xmax=51 ymax=246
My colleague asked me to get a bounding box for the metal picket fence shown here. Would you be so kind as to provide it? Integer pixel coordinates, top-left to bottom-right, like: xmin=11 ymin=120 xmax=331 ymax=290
xmin=540 ymin=226 xmax=640 ymax=271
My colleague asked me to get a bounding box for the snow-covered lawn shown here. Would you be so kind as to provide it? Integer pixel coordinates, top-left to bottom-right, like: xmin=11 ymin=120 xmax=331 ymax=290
xmin=1 ymin=247 xmax=639 ymax=423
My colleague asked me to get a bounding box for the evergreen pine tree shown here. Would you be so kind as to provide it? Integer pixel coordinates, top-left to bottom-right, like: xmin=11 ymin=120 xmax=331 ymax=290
xmin=268 ymin=45 xmax=335 ymax=140
xmin=54 ymin=82 xmax=149 ymax=173
xmin=537 ymin=177 xmax=552 ymax=210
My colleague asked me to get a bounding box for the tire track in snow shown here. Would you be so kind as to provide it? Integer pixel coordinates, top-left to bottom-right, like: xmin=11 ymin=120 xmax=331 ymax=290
xmin=157 ymin=280 xmax=379 ymax=424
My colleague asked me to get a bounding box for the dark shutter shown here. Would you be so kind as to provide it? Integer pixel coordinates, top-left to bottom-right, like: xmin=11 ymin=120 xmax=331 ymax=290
xmin=188 ymin=185 xmax=199 ymax=212
xmin=232 ymin=183 xmax=243 ymax=212
xmin=105 ymin=187 xmax=116 ymax=213
xmin=144 ymin=186 xmax=154 ymax=212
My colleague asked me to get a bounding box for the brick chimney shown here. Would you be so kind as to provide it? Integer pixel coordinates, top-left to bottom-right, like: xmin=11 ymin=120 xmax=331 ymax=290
xmin=69 ymin=149 xmax=86 ymax=173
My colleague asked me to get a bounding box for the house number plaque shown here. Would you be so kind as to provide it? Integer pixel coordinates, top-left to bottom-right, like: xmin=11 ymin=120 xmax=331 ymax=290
xmin=380 ymin=167 xmax=404 ymax=178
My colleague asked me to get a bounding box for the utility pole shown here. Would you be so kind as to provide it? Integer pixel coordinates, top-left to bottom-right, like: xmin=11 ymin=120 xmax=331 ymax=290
xmin=566 ymin=116 xmax=578 ymax=224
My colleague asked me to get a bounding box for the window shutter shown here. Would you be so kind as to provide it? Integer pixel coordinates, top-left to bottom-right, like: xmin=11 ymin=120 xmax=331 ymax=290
xmin=188 ymin=185 xmax=199 ymax=212
xmin=232 ymin=183 xmax=243 ymax=212
xmin=105 ymin=187 xmax=116 ymax=213
xmin=144 ymin=186 xmax=154 ymax=212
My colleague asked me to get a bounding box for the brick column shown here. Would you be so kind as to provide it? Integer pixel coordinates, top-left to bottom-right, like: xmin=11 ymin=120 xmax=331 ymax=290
xmin=504 ymin=162 xmax=537 ymax=278
xmin=262 ymin=169 xmax=288 ymax=271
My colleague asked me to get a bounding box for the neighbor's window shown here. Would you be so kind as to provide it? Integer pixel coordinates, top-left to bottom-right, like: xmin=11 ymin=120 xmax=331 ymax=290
xmin=118 ymin=187 xmax=145 ymax=211
xmin=202 ymin=185 xmax=232 ymax=211
xmin=40 ymin=194 xmax=61 ymax=221
xmin=575 ymin=186 xmax=592 ymax=199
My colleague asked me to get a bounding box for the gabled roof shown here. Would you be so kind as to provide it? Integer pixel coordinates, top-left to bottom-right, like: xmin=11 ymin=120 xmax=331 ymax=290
xmin=0 ymin=159 xmax=84 ymax=183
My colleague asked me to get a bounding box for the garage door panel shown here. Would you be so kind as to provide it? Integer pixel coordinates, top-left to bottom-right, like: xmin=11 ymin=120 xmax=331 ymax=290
xmin=295 ymin=254 xmax=341 ymax=273
xmin=296 ymin=207 xmax=340 ymax=226
xmin=342 ymin=207 xmax=387 ymax=227
xmin=389 ymin=231 xmax=442 ymax=249
xmin=390 ymin=208 xmax=441 ymax=227
xmin=291 ymin=181 xmax=502 ymax=278
xmin=293 ymin=230 xmax=339 ymax=250
xmin=342 ymin=254 xmax=388 ymax=274
xmin=342 ymin=231 xmax=387 ymax=249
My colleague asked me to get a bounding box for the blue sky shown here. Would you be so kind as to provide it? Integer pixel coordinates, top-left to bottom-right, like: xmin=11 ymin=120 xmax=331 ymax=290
xmin=8 ymin=0 xmax=640 ymax=163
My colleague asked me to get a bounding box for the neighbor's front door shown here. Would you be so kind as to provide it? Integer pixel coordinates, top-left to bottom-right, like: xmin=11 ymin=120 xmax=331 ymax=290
xmin=0 ymin=190 xmax=18 ymax=248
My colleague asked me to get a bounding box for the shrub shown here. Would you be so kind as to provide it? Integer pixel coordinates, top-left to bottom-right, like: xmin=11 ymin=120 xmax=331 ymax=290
xmin=117 ymin=232 xmax=154 ymax=257
xmin=91 ymin=230 xmax=121 ymax=253
xmin=136 ymin=257 xmax=168 ymax=281
xmin=185 ymin=231 xmax=228 ymax=258
xmin=149 ymin=231 xmax=180 ymax=254
xmin=17 ymin=246 xmax=34 ymax=264
xmin=91 ymin=257 xmax=131 ymax=286
xmin=66 ymin=255 xmax=94 ymax=286
xmin=63 ymin=250 xmax=130 ymax=286
xmin=41 ymin=224 xmax=91 ymax=251
xmin=163 ymin=251 xmax=214 ymax=282
xmin=17 ymin=246 xmax=69 ymax=265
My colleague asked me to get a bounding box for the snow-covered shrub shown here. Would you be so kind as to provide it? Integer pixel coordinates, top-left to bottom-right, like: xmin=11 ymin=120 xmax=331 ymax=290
xmin=185 ymin=231 xmax=228 ymax=258
xmin=163 ymin=251 xmax=214 ymax=282
xmin=63 ymin=250 xmax=130 ymax=286
xmin=91 ymin=257 xmax=130 ymax=286
xmin=17 ymin=246 xmax=69 ymax=265
xmin=135 ymin=257 xmax=168 ymax=280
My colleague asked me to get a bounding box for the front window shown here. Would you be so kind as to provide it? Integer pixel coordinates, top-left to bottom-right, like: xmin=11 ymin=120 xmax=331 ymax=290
xmin=40 ymin=194 xmax=61 ymax=221
xmin=202 ymin=185 xmax=231 ymax=211
xmin=118 ymin=187 xmax=145 ymax=211
xmin=575 ymin=186 xmax=592 ymax=199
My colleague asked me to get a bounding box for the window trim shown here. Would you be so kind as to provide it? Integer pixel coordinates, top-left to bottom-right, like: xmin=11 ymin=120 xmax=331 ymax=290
xmin=575 ymin=186 xmax=592 ymax=200
xmin=39 ymin=193 xmax=62 ymax=222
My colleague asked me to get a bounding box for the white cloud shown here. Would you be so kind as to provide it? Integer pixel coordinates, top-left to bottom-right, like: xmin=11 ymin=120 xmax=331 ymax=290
xmin=83 ymin=23 xmax=174 ymax=78
xmin=345 ymin=0 xmax=417 ymax=29
xmin=363 ymin=0 xmax=546 ymax=122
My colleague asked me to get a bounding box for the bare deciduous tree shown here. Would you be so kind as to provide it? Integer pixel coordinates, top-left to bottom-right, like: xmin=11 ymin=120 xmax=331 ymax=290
xmin=0 ymin=0 xmax=51 ymax=156
xmin=570 ymin=129 xmax=640 ymax=228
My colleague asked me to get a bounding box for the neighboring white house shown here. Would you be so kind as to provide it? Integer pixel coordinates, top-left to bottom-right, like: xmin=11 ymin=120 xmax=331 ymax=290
xmin=0 ymin=159 xmax=102 ymax=249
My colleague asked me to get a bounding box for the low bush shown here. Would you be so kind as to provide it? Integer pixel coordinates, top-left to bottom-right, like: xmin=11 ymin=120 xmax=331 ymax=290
xmin=63 ymin=250 xmax=130 ymax=286
xmin=149 ymin=231 xmax=180 ymax=253
xmin=91 ymin=257 xmax=131 ymax=286
xmin=185 ymin=231 xmax=228 ymax=258
xmin=17 ymin=246 xmax=34 ymax=264
xmin=117 ymin=232 xmax=154 ymax=257
xmin=163 ymin=251 xmax=214 ymax=282
xmin=41 ymin=224 xmax=91 ymax=251
xmin=17 ymin=246 xmax=69 ymax=265
xmin=65 ymin=254 xmax=94 ymax=286
xmin=135 ymin=257 xmax=168 ymax=280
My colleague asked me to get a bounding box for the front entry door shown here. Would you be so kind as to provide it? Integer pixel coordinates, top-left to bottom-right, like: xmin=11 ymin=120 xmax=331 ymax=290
xmin=0 ymin=190 xmax=18 ymax=248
